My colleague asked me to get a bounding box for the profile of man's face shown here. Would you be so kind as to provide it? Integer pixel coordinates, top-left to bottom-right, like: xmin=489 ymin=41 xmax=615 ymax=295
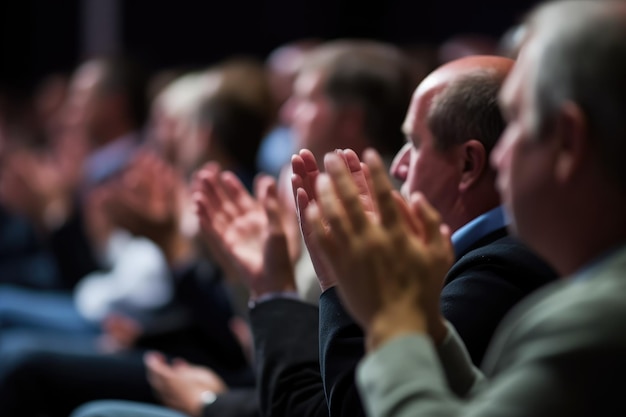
xmin=492 ymin=38 xmax=555 ymax=247
xmin=391 ymin=88 xmax=463 ymax=229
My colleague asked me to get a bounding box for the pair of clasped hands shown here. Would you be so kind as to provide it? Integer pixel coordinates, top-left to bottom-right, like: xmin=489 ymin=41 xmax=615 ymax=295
xmin=194 ymin=148 xmax=454 ymax=351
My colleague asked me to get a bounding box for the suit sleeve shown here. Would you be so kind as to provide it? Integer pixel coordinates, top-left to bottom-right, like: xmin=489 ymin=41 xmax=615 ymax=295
xmin=441 ymin=239 xmax=556 ymax=365
xmin=250 ymin=299 xmax=328 ymax=417
xmin=318 ymin=287 xmax=366 ymax=417
xmin=357 ymin=295 xmax=626 ymax=417
xmin=202 ymin=388 xmax=258 ymax=417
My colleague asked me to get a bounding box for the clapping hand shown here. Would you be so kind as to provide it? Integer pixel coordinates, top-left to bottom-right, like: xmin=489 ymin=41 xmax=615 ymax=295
xmin=291 ymin=148 xmax=376 ymax=291
xmin=304 ymin=149 xmax=454 ymax=350
xmin=193 ymin=167 xmax=296 ymax=300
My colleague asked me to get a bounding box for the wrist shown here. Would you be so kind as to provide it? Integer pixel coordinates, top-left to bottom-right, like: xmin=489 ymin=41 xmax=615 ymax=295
xmin=250 ymin=280 xmax=297 ymax=301
xmin=428 ymin=315 xmax=449 ymax=346
xmin=366 ymin=305 xmax=427 ymax=352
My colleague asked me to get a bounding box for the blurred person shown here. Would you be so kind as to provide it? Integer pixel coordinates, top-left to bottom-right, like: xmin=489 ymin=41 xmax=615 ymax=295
xmin=0 ymin=61 xmax=279 ymax=417
xmin=68 ymin=39 xmax=417 ymax=417
xmin=221 ymin=55 xmax=556 ymax=417
xmin=303 ymin=1 xmax=626 ymax=417
xmin=150 ymin=63 xmax=271 ymax=185
xmin=0 ymin=154 xmax=175 ymax=353
xmin=0 ymin=56 xmax=149 ymax=290
xmin=256 ymin=39 xmax=319 ymax=177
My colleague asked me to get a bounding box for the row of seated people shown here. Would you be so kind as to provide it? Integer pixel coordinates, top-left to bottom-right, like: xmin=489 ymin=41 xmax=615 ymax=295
xmin=4 ymin=2 xmax=623 ymax=415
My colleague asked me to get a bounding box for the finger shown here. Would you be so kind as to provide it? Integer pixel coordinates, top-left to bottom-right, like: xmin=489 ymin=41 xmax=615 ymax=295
xmin=261 ymin=181 xmax=285 ymax=235
xmin=305 ymin=201 xmax=338 ymax=257
xmin=199 ymin=170 xmax=233 ymax=222
xmin=343 ymin=149 xmax=376 ymax=214
xmin=392 ymin=190 xmax=423 ymax=237
xmin=144 ymin=351 xmax=169 ymax=373
xmin=315 ymin=172 xmax=354 ymax=244
xmin=360 ymin=162 xmax=379 ymax=215
xmin=298 ymin=149 xmax=320 ymax=198
xmin=440 ymin=223 xmax=454 ymax=258
xmin=324 ymin=153 xmax=369 ymax=234
xmin=295 ymin=187 xmax=310 ymax=216
xmin=291 ymin=154 xmax=307 ymax=180
xmin=291 ymin=172 xmax=305 ymax=206
xmin=220 ymin=171 xmax=256 ymax=214
xmin=253 ymin=174 xmax=275 ymax=202
xmin=299 ymin=149 xmax=318 ymax=171
xmin=193 ymin=191 xmax=227 ymax=237
xmin=410 ymin=192 xmax=444 ymax=244
xmin=363 ymin=149 xmax=400 ymax=229
xmin=171 ymin=357 xmax=190 ymax=369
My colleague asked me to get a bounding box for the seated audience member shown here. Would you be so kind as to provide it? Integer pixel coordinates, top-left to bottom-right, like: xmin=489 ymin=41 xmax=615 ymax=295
xmin=0 ymin=114 xmax=62 ymax=289
xmin=256 ymin=39 xmax=319 ymax=177
xmin=303 ymin=1 xmax=626 ymax=416
xmin=0 ymin=165 xmax=172 ymax=351
xmin=0 ymin=56 xmax=149 ymax=292
xmin=0 ymin=61 xmax=275 ymax=417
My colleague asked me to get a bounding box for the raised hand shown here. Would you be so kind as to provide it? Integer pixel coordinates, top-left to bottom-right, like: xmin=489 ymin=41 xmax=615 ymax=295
xmin=0 ymin=148 xmax=72 ymax=230
xmin=145 ymin=352 xmax=227 ymax=417
xmin=305 ymin=149 xmax=454 ymax=350
xmin=194 ymin=167 xmax=296 ymax=300
xmin=291 ymin=148 xmax=376 ymax=291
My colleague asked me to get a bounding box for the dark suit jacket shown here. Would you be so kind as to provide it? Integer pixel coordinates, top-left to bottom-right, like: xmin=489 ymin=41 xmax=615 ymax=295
xmin=251 ymin=228 xmax=557 ymax=417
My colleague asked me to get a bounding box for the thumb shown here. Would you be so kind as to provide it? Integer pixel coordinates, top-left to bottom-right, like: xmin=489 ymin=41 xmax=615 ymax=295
xmin=262 ymin=181 xmax=284 ymax=235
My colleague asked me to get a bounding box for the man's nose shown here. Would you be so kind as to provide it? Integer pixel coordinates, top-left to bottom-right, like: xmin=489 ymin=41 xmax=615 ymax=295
xmin=390 ymin=143 xmax=411 ymax=181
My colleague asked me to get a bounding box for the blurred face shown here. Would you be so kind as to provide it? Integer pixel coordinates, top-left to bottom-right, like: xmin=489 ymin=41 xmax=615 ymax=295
xmin=148 ymin=102 xmax=180 ymax=165
xmin=491 ymin=39 xmax=557 ymax=247
xmin=390 ymin=88 xmax=462 ymax=228
xmin=282 ymin=70 xmax=339 ymax=157
xmin=63 ymin=63 xmax=111 ymax=145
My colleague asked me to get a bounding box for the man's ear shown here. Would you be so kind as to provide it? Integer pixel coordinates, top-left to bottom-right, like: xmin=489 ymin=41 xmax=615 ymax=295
xmin=553 ymin=101 xmax=588 ymax=184
xmin=459 ymin=139 xmax=487 ymax=192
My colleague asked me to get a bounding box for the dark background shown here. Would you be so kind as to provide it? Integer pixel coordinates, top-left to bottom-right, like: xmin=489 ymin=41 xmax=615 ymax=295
xmin=0 ymin=0 xmax=540 ymax=94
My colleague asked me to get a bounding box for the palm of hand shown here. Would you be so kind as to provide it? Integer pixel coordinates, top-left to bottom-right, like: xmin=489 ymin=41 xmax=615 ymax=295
xmin=223 ymin=205 xmax=268 ymax=281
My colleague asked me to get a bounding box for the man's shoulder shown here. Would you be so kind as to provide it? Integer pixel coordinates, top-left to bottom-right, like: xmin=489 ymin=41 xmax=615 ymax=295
xmin=446 ymin=234 xmax=557 ymax=291
xmin=488 ymin=272 xmax=626 ymax=375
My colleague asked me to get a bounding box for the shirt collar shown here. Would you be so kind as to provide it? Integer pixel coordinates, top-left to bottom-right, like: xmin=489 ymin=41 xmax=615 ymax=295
xmin=451 ymin=205 xmax=509 ymax=259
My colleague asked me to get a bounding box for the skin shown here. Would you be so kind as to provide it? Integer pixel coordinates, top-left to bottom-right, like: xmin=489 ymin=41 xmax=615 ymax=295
xmin=293 ymin=56 xmax=512 ymax=293
xmin=493 ymin=18 xmax=626 ymax=277
xmin=390 ymin=56 xmax=512 ymax=233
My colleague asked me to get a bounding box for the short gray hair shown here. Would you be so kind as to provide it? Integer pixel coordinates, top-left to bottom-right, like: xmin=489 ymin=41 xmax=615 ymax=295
xmin=527 ymin=0 xmax=626 ymax=188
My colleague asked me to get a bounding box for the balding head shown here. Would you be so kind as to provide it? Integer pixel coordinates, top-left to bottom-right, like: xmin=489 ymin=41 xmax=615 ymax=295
xmin=392 ymin=56 xmax=513 ymax=232
xmin=407 ymin=55 xmax=514 ymax=154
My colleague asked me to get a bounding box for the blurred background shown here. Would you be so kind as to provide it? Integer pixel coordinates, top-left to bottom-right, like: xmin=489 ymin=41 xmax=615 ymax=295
xmin=1 ymin=0 xmax=540 ymax=94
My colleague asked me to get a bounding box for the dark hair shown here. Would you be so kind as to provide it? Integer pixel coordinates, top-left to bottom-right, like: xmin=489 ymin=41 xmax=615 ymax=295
xmin=93 ymin=56 xmax=148 ymax=128
xmin=196 ymin=93 xmax=266 ymax=174
xmin=305 ymin=42 xmax=414 ymax=156
xmin=427 ymin=71 xmax=505 ymax=154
